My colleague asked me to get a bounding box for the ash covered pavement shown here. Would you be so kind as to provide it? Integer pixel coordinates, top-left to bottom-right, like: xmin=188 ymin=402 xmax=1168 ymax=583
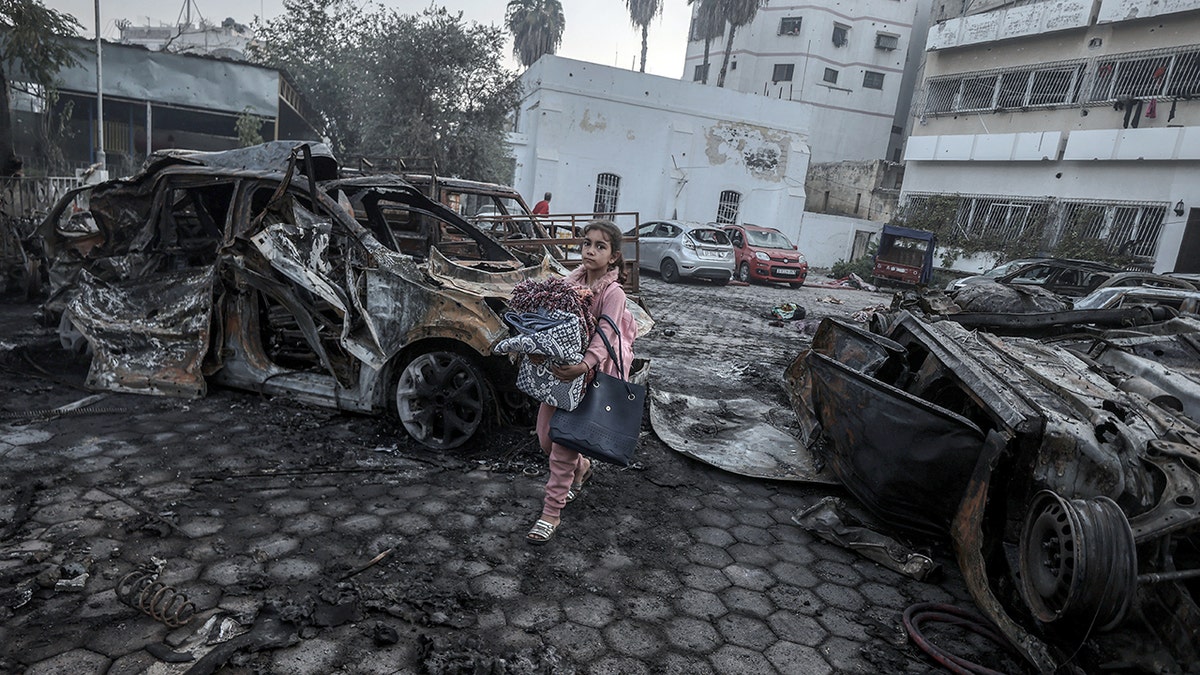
xmin=0 ymin=277 xmax=1016 ymax=674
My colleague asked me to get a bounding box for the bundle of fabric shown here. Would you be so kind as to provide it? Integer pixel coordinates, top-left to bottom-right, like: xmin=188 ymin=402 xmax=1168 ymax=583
xmin=507 ymin=276 xmax=595 ymax=346
xmin=495 ymin=277 xmax=595 ymax=410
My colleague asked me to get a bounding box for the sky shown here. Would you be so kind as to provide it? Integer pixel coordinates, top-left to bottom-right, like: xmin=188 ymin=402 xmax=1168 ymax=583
xmin=43 ymin=0 xmax=694 ymax=78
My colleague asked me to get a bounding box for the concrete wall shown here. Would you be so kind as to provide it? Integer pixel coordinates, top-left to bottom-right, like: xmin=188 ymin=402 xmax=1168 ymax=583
xmin=805 ymin=160 xmax=902 ymax=222
xmin=509 ymin=56 xmax=811 ymax=232
xmin=797 ymin=212 xmax=884 ymax=268
xmin=682 ymin=0 xmax=928 ymax=163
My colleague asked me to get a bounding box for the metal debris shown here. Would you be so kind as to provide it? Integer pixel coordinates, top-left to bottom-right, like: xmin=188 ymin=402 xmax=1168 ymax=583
xmin=793 ymin=497 xmax=938 ymax=581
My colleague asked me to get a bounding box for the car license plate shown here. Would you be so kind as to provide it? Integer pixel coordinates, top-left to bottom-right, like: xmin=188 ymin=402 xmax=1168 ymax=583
xmin=698 ymin=249 xmax=722 ymax=259
xmin=776 ymin=268 xmax=797 ymax=276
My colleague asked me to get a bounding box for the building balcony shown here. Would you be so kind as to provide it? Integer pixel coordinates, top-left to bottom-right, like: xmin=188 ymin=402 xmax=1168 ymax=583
xmin=927 ymin=1 xmax=1092 ymax=51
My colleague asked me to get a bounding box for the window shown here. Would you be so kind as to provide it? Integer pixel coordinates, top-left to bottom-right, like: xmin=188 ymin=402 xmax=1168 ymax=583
xmin=863 ymin=71 xmax=885 ymax=89
xmin=823 ymin=68 xmax=839 ymax=84
xmin=875 ymin=33 xmax=899 ymax=50
xmin=1090 ymin=45 xmax=1200 ymax=102
xmin=772 ymin=63 xmax=795 ymax=82
xmin=716 ymin=190 xmax=741 ymax=224
xmin=832 ymin=23 xmax=849 ymax=47
xmin=731 ymin=59 xmax=737 ymax=71
xmin=891 ymin=125 xmax=903 ymax=135
xmin=693 ymin=63 xmax=709 ymax=82
xmin=779 ymin=17 xmax=802 ymax=35
xmin=923 ymin=60 xmax=1085 ymax=114
xmin=594 ymin=173 xmax=620 ymax=215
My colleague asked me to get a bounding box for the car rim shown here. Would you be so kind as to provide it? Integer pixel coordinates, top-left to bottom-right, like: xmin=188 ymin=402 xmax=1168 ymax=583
xmin=662 ymin=260 xmax=677 ymax=282
xmin=739 ymin=263 xmax=750 ymax=282
xmin=1018 ymin=490 xmax=1136 ymax=631
xmin=395 ymin=352 xmax=485 ymax=450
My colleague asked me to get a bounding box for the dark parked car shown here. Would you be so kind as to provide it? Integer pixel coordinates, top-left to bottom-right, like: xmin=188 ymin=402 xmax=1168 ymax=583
xmin=723 ymin=223 xmax=808 ymax=287
xmin=992 ymin=258 xmax=1193 ymax=297
xmin=944 ymin=257 xmax=1044 ymax=291
xmin=39 ymin=141 xmax=565 ymax=450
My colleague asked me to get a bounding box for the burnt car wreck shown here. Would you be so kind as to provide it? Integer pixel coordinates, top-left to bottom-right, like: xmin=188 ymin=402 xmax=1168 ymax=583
xmin=39 ymin=141 xmax=571 ymax=450
xmin=786 ymin=312 xmax=1200 ymax=672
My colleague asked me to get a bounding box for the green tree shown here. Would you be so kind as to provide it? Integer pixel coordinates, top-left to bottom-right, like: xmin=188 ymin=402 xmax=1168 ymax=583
xmin=715 ymin=0 xmax=765 ymax=88
xmin=0 ymin=0 xmax=81 ymax=176
xmin=687 ymin=0 xmax=724 ymax=84
xmin=235 ymin=107 xmax=264 ymax=147
xmin=505 ymin=0 xmax=564 ymax=68
xmin=253 ymin=3 xmax=521 ymax=182
xmin=625 ymin=0 xmax=661 ymax=73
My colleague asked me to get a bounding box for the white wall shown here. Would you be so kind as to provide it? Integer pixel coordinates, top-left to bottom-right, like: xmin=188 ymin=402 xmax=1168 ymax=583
xmin=682 ymin=0 xmax=926 ymax=163
xmin=509 ymin=56 xmax=812 ymax=229
xmin=797 ymin=212 xmax=884 ymax=268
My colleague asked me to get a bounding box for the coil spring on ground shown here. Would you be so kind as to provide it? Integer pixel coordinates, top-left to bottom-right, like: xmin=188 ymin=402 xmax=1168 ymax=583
xmin=116 ymin=570 xmax=196 ymax=628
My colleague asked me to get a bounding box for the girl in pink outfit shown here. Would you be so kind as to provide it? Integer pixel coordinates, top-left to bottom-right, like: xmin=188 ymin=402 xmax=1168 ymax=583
xmin=527 ymin=220 xmax=637 ymax=545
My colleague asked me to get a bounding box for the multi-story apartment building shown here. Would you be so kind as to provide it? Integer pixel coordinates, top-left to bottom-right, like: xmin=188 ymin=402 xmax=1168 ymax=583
xmin=682 ymin=0 xmax=931 ymax=164
xmin=902 ymin=0 xmax=1200 ymax=273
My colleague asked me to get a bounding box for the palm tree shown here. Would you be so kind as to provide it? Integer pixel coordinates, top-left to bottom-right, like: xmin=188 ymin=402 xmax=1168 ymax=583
xmin=625 ymin=0 xmax=662 ymax=73
xmin=505 ymin=0 xmax=565 ymax=68
xmin=716 ymin=0 xmax=765 ymax=87
xmin=687 ymin=0 xmax=724 ymax=84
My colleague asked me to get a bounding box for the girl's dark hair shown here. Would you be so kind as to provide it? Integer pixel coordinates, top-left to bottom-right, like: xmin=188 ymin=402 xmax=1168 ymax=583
xmin=585 ymin=219 xmax=627 ymax=284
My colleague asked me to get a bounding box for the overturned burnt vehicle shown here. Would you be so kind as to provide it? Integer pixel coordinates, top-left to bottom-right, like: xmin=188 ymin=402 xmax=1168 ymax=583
xmin=786 ymin=313 xmax=1200 ymax=671
xmin=38 ymin=141 xmax=571 ymax=450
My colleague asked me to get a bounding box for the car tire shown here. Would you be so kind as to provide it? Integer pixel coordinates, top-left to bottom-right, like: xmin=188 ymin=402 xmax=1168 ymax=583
xmin=661 ymin=258 xmax=680 ymax=284
xmin=394 ymin=350 xmax=489 ymax=450
xmin=737 ymin=262 xmax=751 ymax=283
xmin=789 ymin=281 xmax=804 ymax=289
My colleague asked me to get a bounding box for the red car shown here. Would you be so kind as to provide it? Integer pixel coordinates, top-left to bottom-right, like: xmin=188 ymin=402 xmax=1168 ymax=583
xmin=723 ymin=224 xmax=808 ymax=287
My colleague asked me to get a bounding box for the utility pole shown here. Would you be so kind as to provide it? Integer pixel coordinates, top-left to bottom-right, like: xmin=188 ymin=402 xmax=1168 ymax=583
xmin=94 ymin=0 xmax=106 ymax=171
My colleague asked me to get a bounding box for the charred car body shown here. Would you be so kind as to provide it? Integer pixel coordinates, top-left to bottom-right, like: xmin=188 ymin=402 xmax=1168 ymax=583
xmin=786 ymin=313 xmax=1200 ymax=671
xmin=39 ymin=141 xmax=565 ymax=450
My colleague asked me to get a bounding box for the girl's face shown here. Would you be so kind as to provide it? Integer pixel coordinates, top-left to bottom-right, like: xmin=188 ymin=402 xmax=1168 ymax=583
xmin=580 ymin=228 xmax=617 ymax=274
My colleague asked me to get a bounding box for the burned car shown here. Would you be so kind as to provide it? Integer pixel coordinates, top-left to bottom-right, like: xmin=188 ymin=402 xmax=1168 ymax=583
xmin=786 ymin=314 xmax=1200 ymax=671
xmin=39 ymin=141 xmax=565 ymax=450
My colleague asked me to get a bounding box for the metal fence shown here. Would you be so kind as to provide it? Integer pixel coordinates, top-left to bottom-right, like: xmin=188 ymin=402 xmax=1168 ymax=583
xmin=1 ymin=176 xmax=80 ymax=220
xmin=902 ymin=192 xmax=1167 ymax=264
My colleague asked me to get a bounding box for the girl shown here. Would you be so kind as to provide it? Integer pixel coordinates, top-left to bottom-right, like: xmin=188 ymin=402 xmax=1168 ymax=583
xmin=527 ymin=219 xmax=637 ymax=545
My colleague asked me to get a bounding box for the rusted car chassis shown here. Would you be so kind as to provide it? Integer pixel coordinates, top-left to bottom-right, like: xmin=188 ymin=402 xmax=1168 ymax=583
xmin=786 ymin=314 xmax=1200 ymax=671
xmin=40 ymin=142 xmax=559 ymax=449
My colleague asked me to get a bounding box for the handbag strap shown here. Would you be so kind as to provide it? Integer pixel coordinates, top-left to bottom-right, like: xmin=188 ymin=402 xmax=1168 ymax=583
xmin=594 ymin=314 xmax=626 ymax=380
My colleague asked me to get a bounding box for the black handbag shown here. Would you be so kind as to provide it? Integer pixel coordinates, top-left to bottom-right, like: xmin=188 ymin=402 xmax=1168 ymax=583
xmin=549 ymin=315 xmax=644 ymax=467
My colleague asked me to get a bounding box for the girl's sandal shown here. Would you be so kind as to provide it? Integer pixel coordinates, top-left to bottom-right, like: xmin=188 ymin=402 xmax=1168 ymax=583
xmin=527 ymin=519 xmax=558 ymax=545
xmin=566 ymin=460 xmax=594 ymax=503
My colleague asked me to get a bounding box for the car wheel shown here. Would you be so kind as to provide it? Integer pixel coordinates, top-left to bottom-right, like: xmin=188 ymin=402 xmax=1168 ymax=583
xmin=661 ymin=258 xmax=680 ymax=284
xmin=737 ymin=262 xmax=751 ymax=283
xmin=789 ymin=281 xmax=804 ymax=289
xmin=395 ymin=351 xmax=489 ymax=450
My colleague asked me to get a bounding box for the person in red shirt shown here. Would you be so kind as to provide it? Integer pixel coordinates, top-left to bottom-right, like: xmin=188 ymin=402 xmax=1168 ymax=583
xmin=532 ymin=192 xmax=552 ymax=215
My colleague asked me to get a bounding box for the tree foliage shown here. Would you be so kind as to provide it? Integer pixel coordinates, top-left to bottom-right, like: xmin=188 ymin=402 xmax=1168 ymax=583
xmin=715 ymin=0 xmax=765 ymax=88
xmin=687 ymin=0 xmax=724 ymax=84
xmin=625 ymin=0 xmax=661 ymax=73
xmin=505 ymin=0 xmax=565 ymax=68
xmin=0 ymin=0 xmax=82 ymax=175
xmin=252 ymin=1 xmax=521 ymax=182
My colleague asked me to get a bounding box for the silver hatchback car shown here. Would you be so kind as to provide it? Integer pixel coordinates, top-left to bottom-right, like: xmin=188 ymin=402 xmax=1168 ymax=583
xmin=626 ymin=220 xmax=736 ymax=284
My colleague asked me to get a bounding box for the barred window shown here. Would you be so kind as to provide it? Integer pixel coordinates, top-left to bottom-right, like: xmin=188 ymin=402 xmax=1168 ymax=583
xmin=1089 ymin=45 xmax=1200 ymax=102
xmin=823 ymin=68 xmax=839 ymax=84
xmin=832 ymin=24 xmax=849 ymax=48
xmin=716 ymin=190 xmax=741 ymax=224
xmin=1061 ymin=201 xmax=1167 ymax=258
xmin=863 ymin=71 xmax=885 ymax=90
xmin=924 ymin=60 xmax=1084 ymax=113
xmin=772 ymin=63 xmax=795 ymax=82
xmin=594 ymin=173 xmax=620 ymax=215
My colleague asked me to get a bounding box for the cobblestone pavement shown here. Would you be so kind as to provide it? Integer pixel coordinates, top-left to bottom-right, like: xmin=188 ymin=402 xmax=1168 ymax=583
xmin=0 ymin=276 xmax=1003 ymax=674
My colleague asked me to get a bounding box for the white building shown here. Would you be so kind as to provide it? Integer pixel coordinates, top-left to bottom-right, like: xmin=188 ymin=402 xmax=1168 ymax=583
xmin=508 ymin=55 xmax=812 ymax=243
xmin=682 ymin=0 xmax=931 ymax=164
xmin=902 ymin=0 xmax=1200 ymax=273
xmin=117 ymin=16 xmax=251 ymax=59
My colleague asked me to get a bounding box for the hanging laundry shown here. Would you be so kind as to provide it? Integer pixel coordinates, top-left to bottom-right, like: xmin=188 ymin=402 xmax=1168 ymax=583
xmin=1169 ymin=98 xmax=1178 ymax=122
xmin=1131 ymin=99 xmax=1144 ymax=128
xmin=1146 ymin=98 xmax=1158 ymax=119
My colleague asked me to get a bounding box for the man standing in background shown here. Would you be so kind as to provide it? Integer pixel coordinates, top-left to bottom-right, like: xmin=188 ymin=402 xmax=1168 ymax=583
xmin=533 ymin=192 xmax=552 ymax=215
